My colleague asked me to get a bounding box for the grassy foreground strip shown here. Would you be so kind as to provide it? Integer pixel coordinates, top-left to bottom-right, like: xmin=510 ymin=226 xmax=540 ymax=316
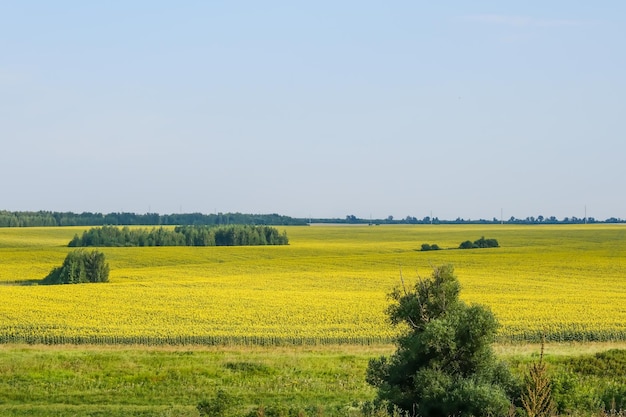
xmin=0 ymin=344 xmax=389 ymax=417
xmin=2 ymin=343 xmax=626 ymax=416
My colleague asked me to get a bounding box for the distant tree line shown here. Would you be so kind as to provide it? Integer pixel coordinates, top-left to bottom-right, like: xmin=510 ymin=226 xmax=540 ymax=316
xmin=1 ymin=210 xmax=624 ymax=228
xmin=0 ymin=211 xmax=307 ymax=227
xmin=336 ymin=214 xmax=620 ymax=225
xmin=68 ymin=225 xmax=289 ymax=247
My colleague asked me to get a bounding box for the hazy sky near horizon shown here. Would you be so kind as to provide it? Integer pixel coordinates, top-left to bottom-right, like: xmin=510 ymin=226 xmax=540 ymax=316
xmin=2 ymin=1 xmax=625 ymax=220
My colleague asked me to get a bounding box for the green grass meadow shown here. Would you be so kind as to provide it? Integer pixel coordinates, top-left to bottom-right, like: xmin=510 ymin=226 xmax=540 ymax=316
xmin=2 ymin=343 xmax=626 ymax=416
xmin=0 ymin=344 xmax=387 ymax=416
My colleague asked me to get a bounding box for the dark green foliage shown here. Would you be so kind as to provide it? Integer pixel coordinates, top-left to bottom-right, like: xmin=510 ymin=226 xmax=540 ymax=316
xmin=459 ymin=236 xmax=499 ymax=249
xmin=197 ymin=389 xmax=237 ymax=417
xmin=366 ymin=265 xmax=517 ymax=417
xmin=69 ymin=226 xmax=185 ymax=247
xmin=473 ymin=236 xmax=499 ymax=248
xmin=69 ymin=225 xmax=289 ymax=247
xmin=459 ymin=240 xmax=474 ymax=249
xmin=551 ymin=350 xmax=626 ymax=412
xmin=0 ymin=210 xmax=307 ymax=227
xmin=562 ymin=349 xmax=626 ymax=377
xmin=420 ymin=243 xmax=440 ymax=251
xmin=42 ymin=250 xmax=109 ymax=285
xmin=600 ymin=385 xmax=626 ymax=412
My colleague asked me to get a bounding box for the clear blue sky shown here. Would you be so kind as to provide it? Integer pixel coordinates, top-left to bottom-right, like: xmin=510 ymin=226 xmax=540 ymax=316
xmin=1 ymin=1 xmax=625 ymax=220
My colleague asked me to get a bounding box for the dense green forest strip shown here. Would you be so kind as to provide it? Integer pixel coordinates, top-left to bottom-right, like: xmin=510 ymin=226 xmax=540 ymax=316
xmin=68 ymin=225 xmax=289 ymax=247
xmin=0 ymin=210 xmax=307 ymax=227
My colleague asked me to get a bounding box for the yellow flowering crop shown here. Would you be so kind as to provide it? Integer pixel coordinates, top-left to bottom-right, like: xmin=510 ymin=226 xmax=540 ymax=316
xmin=0 ymin=224 xmax=625 ymax=344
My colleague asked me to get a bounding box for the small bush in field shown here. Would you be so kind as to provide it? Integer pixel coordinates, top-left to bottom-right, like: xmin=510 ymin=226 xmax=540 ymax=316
xmin=42 ymin=249 xmax=109 ymax=285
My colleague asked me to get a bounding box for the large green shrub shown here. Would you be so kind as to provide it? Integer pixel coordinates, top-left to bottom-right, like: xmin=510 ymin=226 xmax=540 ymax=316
xmin=459 ymin=236 xmax=499 ymax=249
xmin=42 ymin=249 xmax=109 ymax=285
xmin=366 ymin=265 xmax=517 ymax=417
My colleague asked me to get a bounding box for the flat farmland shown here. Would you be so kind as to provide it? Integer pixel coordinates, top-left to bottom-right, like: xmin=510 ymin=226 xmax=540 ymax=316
xmin=1 ymin=224 xmax=625 ymax=344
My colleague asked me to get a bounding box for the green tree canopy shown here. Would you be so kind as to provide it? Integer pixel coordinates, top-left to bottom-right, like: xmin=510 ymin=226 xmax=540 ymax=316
xmin=68 ymin=225 xmax=289 ymax=247
xmin=42 ymin=250 xmax=109 ymax=285
xmin=366 ymin=265 xmax=517 ymax=417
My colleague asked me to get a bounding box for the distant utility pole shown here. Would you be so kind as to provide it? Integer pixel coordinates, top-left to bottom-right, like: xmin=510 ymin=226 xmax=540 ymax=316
xmin=501 ymin=208 xmax=503 ymax=225
xmin=584 ymin=205 xmax=587 ymax=224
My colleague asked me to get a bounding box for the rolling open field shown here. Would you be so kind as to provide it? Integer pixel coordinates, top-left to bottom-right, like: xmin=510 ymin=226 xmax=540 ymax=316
xmin=1 ymin=224 xmax=625 ymax=344
xmin=2 ymin=224 xmax=626 ymax=416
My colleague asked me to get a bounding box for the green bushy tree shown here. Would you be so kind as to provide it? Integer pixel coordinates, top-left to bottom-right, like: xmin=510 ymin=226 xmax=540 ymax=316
xmin=474 ymin=236 xmax=499 ymax=248
xmin=459 ymin=240 xmax=475 ymax=249
xmin=366 ymin=265 xmax=517 ymax=417
xmin=459 ymin=237 xmax=499 ymax=249
xmin=42 ymin=250 xmax=109 ymax=285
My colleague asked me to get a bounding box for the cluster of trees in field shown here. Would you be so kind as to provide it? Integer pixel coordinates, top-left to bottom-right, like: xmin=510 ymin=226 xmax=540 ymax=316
xmin=420 ymin=243 xmax=441 ymax=251
xmin=68 ymin=225 xmax=289 ymax=247
xmin=42 ymin=250 xmax=109 ymax=285
xmin=420 ymin=236 xmax=499 ymax=251
xmin=459 ymin=236 xmax=499 ymax=249
xmin=0 ymin=210 xmax=307 ymax=227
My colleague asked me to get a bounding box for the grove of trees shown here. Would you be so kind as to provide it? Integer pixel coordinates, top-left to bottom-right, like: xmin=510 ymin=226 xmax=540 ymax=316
xmin=68 ymin=225 xmax=289 ymax=247
xmin=0 ymin=211 xmax=307 ymax=227
xmin=420 ymin=243 xmax=441 ymax=251
xmin=459 ymin=236 xmax=499 ymax=249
